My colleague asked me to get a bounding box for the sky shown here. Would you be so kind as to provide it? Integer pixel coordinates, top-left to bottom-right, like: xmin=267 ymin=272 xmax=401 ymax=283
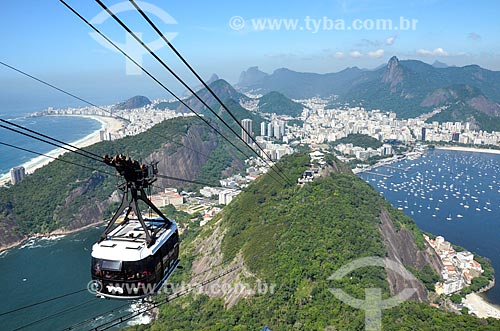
xmin=1 ymin=0 xmax=500 ymax=109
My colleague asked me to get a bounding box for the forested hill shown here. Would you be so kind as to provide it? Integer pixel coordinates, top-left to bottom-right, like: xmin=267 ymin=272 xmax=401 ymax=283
xmin=0 ymin=116 xmax=249 ymax=249
xmin=127 ymin=153 xmax=500 ymax=331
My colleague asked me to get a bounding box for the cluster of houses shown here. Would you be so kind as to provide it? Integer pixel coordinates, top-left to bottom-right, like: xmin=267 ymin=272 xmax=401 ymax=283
xmin=424 ymin=235 xmax=484 ymax=295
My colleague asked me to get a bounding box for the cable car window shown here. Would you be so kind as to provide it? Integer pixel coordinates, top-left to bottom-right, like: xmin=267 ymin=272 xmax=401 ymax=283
xmin=101 ymin=260 xmax=122 ymax=271
xmin=123 ymin=260 xmax=144 ymax=280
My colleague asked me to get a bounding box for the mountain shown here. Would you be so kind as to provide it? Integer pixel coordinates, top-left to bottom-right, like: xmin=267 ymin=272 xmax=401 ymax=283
xmin=167 ymin=79 xmax=265 ymax=134
xmin=432 ymin=60 xmax=450 ymax=69
xmin=237 ymin=67 xmax=364 ymax=99
xmin=174 ymin=79 xmax=250 ymax=114
xmin=114 ymin=95 xmax=151 ymax=110
xmin=329 ymin=57 xmax=500 ymax=123
xmin=181 ymin=73 xmax=221 ymax=98
xmin=238 ymin=66 xmax=269 ymax=87
xmin=0 ymin=116 xmax=246 ymax=250
xmin=257 ymin=91 xmax=304 ymax=117
xmin=135 ymin=152 xmax=498 ymax=330
xmin=423 ymin=84 xmax=500 ymax=131
xmin=237 ymin=58 xmax=500 ymax=125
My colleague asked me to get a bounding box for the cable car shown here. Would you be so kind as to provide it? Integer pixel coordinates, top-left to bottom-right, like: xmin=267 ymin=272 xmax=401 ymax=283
xmin=91 ymin=215 xmax=179 ymax=299
xmin=90 ymin=155 xmax=180 ymax=299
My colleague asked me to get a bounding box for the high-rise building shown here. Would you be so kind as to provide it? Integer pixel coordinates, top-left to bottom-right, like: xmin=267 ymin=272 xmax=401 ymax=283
xmin=421 ymin=127 xmax=427 ymax=141
xmin=10 ymin=166 xmax=26 ymax=185
xmin=267 ymin=123 xmax=273 ymax=138
xmin=260 ymin=122 xmax=266 ymax=136
xmin=241 ymin=119 xmax=253 ymax=144
xmin=279 ymin=120 xmax=286 ymax=137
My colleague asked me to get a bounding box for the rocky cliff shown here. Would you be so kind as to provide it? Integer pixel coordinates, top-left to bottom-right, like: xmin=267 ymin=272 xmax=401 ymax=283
xmin=0 ymin=117 xmax=236 ymax=250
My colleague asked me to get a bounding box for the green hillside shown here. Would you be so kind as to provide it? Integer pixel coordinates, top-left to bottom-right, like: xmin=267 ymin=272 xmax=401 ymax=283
xmin=257 ymin=91 xmax=304 ymax=117
xmin=0 ymin=117 xmax=248 ymax=238
xmin=126 ymin=153 xmax=500 ymax=331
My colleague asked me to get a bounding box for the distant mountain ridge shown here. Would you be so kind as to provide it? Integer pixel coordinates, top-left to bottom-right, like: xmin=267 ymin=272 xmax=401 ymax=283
xmin=236 ymin=57 xmax=500 ymax=129
xmin=156 ymin=79 xmax=306 ymax=128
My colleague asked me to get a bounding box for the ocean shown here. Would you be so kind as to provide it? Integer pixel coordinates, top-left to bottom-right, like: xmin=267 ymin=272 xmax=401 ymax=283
xmin=0 ymin=109 xmax=150 ymax=330
xmin=0 ymin=227 xmax=149 ymax=331
xmin=0 ymin=115 xmax=102 ymax=178
xmin=359 ymin=149 xmax=500 ymax=304
xmin=2 ymin=107 xmax=500 ymax=328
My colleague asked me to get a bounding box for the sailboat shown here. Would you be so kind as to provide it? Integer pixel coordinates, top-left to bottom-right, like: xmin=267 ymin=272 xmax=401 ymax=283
xmin=446 ymin=213 xmax=452 ymax=221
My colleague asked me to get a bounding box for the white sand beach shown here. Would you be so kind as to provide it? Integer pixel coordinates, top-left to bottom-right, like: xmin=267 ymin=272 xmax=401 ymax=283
xmin=436 ymin=146 xmax=500 ymax=155
xmin=464 ymin=293 xmax=500 ymax=319
xmin=0 ymin=115 xmax=125 ymax=186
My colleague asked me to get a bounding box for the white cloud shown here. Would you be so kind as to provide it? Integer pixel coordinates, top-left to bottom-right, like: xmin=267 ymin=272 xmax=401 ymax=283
xmin=385 ymin=36 xmax=397 ymax=46
xmin=368 ymin=49 xmax=385 ymax=58
xmin=334 ymin=52 xmax=346 ymax=59
xmin=416 ymin=47 xmax=449 ymax=56
xmin=350 ymin=50 xmax=363 ymax=58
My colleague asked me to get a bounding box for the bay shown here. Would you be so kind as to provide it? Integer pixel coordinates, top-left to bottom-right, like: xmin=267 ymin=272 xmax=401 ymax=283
xmin=0 ymin=116 xmax=102 ymax=177
xmin=359 ymin=149 xmax=500 ymax=304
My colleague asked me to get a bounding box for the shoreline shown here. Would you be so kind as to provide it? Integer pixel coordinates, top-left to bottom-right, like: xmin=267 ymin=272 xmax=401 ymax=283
xmin=435 ymin=146 xmax=500 ymax=155
xmin=0 ymin=115 xmax=125 ymax=186
xmin=0 ymin=220 xmax=106 ymax=253
xmin=464 ymin=292 xmax=500 ymax=319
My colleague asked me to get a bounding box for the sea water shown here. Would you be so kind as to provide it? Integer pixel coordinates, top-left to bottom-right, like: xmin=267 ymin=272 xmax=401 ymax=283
xmin=0 ymin=115 xmax=102 ymax=177
xmin=360 ymin=149 xmax=500 ymax=304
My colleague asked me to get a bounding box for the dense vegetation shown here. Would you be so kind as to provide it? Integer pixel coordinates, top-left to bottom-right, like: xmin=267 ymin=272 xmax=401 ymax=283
xmin=0 ymin=117 xmax=244 ymax=236
xmin=332 ymin=134 xmax=383 ymax=150
xmin=257 ymin=91 xmax=304 ymax=117
xmin=126 ymin=153 xmax=500 ymax=330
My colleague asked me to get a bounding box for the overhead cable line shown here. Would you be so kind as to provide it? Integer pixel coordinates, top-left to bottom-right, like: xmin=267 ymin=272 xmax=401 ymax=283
xmin=60 ymin=302 xmax=132 ymax=331
xmin=0 ymin=118 xmax=103 ymax=161
xmin=128 ymin=0 xmax=292 ymax=182
xmin=0 ymin=61 xmax=122 ymax=121
xmin=0 ymin=288 xmax=88 ymax=318
xmin=58 ymin=0 xmax=285 ymax=185
xmin=0 ymin=142 xmax=118 ymax=178
xmin=61 ymin=198 xmax=285 ymax=331
xmin=0 ymin=61 xmax=215 ymax=161
xmin=58 ymin=0 xmax=255 ymax=165
xmin=88 ymin=261 xmax=247 ymax=331
xmin=10 ymin=298 xmax=98 ymax=331
xmin=1 ymin=141 xmax=221 ymax=189
xmin=92 ymin=0 xmax=289 ymax=184
xmin=0 ymin=123 xmax=103 ymax=163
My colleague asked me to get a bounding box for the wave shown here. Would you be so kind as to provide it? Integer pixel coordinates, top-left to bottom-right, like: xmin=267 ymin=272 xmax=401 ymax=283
xmin=20 ymin=235 xmax=66 ymax=250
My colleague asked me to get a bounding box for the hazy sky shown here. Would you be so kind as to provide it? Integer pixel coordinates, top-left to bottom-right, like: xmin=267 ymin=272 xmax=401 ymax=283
xmin=1 ymin=0 xmax=499 ymax=108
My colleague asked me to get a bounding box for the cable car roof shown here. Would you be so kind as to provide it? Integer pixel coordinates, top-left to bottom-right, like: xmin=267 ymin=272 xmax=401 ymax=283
xmin=91 ymin=218 xmax=177 ymax=262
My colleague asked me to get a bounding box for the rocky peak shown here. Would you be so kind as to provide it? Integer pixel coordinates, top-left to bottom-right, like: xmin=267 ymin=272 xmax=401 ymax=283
xmin=383 ymin=56 xmax=404 ymax=89
xmin=238 ymin=66 xmax=269 ymax=87
xmin=206 ymin=73 xmax=220 ymax=85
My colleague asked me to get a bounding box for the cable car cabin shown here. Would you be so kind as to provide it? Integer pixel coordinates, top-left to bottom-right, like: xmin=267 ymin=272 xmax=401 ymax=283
xmin=91 ymin=217 xmax=179 ymax=300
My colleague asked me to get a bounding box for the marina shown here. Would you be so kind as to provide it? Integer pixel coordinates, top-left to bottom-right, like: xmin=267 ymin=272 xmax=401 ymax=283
xmin=359 ymin=149 xmax=500 ymax=305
